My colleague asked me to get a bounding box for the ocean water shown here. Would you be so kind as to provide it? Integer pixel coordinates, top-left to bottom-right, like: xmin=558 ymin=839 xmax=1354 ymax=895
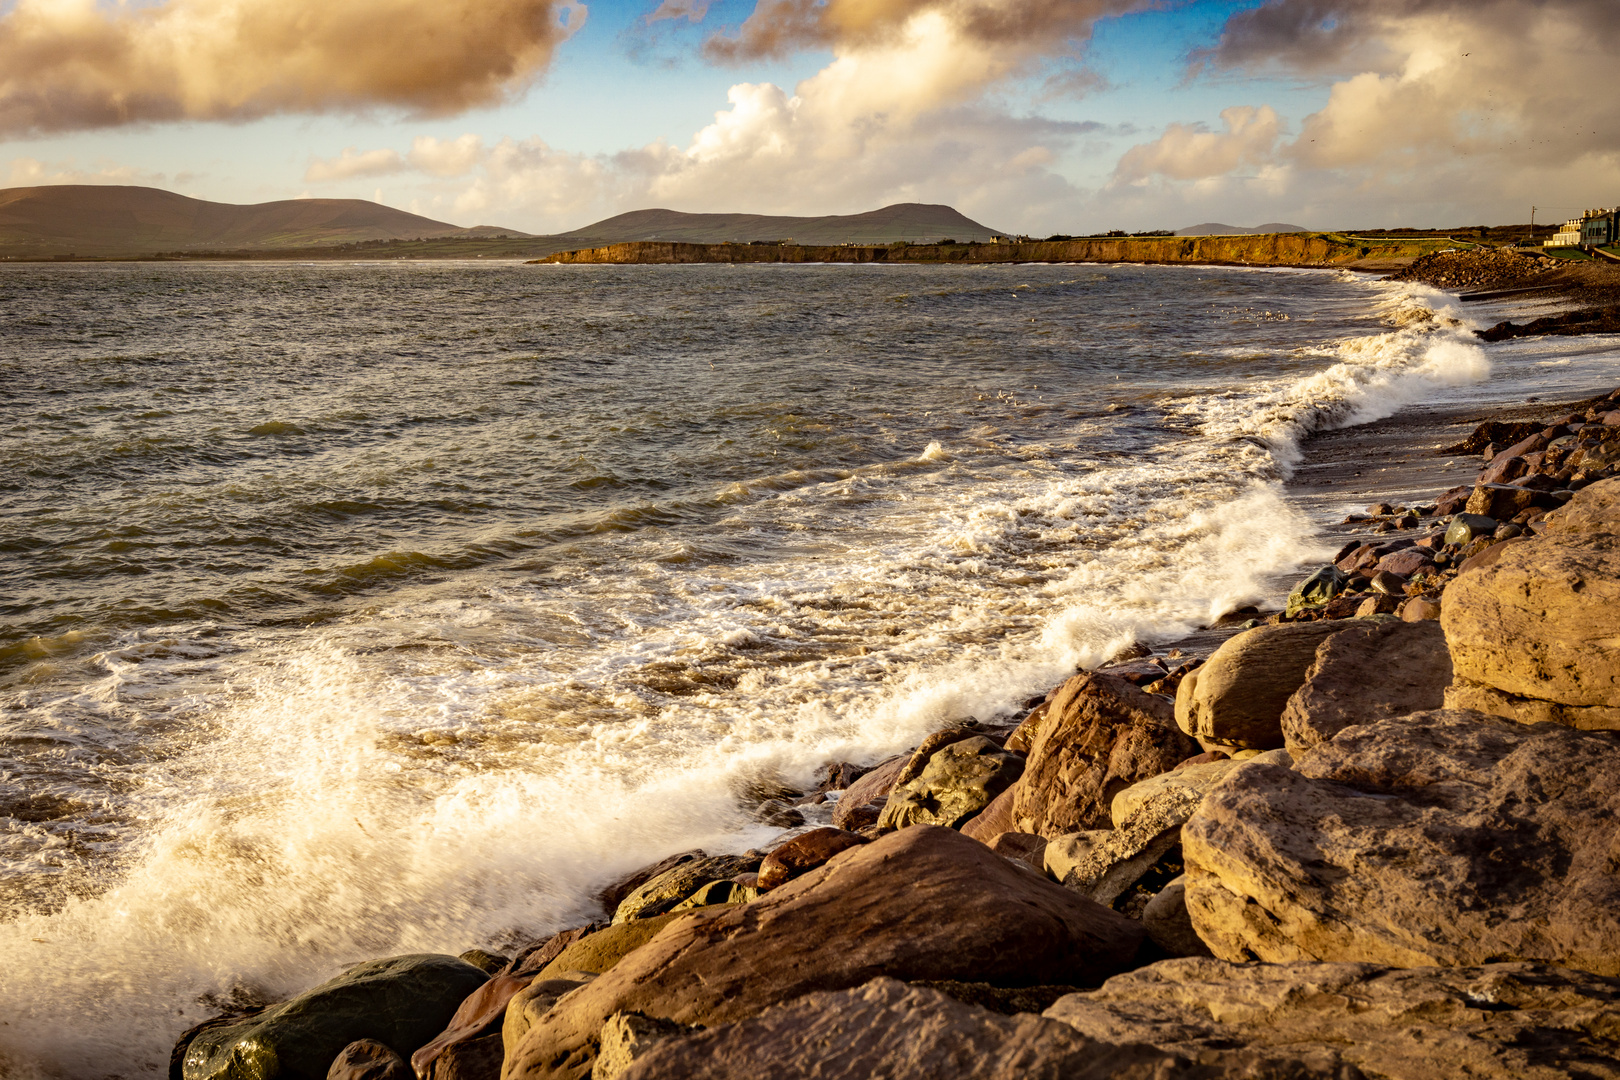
xmin=0 ymin=260 xmax=1516 ymax=1077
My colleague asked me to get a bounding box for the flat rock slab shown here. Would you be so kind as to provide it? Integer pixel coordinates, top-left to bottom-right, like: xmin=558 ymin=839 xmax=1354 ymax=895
xmin=1280 ymin=619 xmax=1452 ymax=751
xmin=504 ymin=826 xmax=1143 ymax=1080
xmin=1183 ymin=710 xmax=1620 ymax=973
xmin=1046 ymin=957 xmax=1620 ymax=1080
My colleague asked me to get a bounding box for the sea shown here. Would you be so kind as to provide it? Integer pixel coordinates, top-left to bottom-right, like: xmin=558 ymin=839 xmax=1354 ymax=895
xmin=0 ymin=259 xmax=1611 ymax=1077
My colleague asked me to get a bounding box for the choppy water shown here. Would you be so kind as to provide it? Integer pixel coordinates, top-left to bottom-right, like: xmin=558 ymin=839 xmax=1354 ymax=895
xmin=0 ymin=260 xmax=1510 ymax=1077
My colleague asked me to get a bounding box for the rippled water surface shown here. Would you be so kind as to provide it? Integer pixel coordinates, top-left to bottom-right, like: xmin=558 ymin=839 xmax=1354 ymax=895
xmin=0 ymin=260 xmax=1496 ymax=1077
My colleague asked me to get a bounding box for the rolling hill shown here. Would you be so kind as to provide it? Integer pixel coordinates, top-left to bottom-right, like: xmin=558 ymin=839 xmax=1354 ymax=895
xmin=1176 ymin=222 xmax=1309 ymax=236
xmin=549 ymin=203 xmax=1003 ymax=247
xmin=0 ymin=185 xmax=522 ymax=258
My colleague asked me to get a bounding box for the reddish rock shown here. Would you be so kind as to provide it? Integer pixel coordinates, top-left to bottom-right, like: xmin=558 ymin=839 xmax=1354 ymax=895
xmin=1374 ymin=549 xmax=1434 ymax=577
xmin=1010 ymin=672 xmax=1195 ymax=837
xmin=327 ymin=1040 xmax=410 ymax=1080
xmin=985 ymin=831 xmax=1047 ymax=869
xmin=413 ymin=975 xmax=533 ymax=1077
xmin=1434 ymin=485 xmax=1472 ymax=516
xmin=1479 ymin=454 xmax=1527 ymax=485
xmin=1398 ymin=597 xmax=1442 ymax=622
xmin=506 ymin=926 xmax=600 ymax=978
xmin=1466 ymin=483 xmax=1558 ymax=520
xmin=958 ymin=783 xmax=1018 ymax=842
xmin=755 ymin=828 xmax=867 ymax=890
xmin=1004 ymin=701 xmax=1050 ymax=753
xmin=831 ymin=754 xmax=906 ymax=830
xmin=503 ymin=827 xmax=1145 ymax=1080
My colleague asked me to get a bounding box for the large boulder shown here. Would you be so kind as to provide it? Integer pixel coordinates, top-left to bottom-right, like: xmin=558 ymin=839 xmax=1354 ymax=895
xmin=1182 ymin=710 xmax=1620 ymax=972
xmin=612 ymin=855 xmax=758 ymax=922
xmin=1442 ymin=480 xmax=1620 ymax=730
xmin=1280 ymin=620 xmax=1453 ymax=751
xmin=755 ymin=828 xmax=867 ymax=890
xmin=1010 ymin=672 xmax=1195 ymax=837
xmin=878 ymin=736 xmax=1024 ymax=831
xmin=1045 ymin=958 xmax=1620 ymax=1080
xmin=1174 ymin=622 xmax=1346 ymax=751
xmin=613 ymin=978 xmax=1183 ymax=1080
xmin=181 ymin=955 xmax=490 ymax=1080
xmin=503 ymin=826 xmax=1144 ymax=1080
xmin=538 ymin=915 xmax=685 ymax=978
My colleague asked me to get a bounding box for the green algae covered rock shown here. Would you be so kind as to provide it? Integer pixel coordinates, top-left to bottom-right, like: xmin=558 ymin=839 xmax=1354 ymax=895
xmin=180 ymin=954 xmax=489 ymax=1080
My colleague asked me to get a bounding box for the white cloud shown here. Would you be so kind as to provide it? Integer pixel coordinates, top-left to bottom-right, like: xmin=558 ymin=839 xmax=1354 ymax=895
xmin=304 ymin=147 xmax=406 ymax=183
xmin=1113 ymin=106 xmax=1283 ymax=184
xmin=6 ymin=156 xmax=163 ymax=187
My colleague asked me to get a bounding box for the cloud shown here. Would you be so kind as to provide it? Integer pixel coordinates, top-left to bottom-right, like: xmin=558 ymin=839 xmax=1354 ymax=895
xmin=6 ymin=156 xmax=164 ymax=187
xmin=701 ymin=0 xmax=1150 ymax=65
xmin=304 ymin=148 xmax=406 ymax=183
xmin=1113 ymin=105 xmax=1283 ymax=183
xmin=646 ymin=0 xmax=713 ymax=24
xmin=1109 ymin=0 xmax=1620 ymax=224
xmin=0 ymin=0 xmax=587 ymax=135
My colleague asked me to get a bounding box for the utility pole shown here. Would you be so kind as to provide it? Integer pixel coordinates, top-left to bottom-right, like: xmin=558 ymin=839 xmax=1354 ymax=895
xmin=1530 ymin=206 xmax=1536 ymax=246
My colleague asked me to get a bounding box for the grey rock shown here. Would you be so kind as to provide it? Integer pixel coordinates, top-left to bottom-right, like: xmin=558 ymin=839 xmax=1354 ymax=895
xmin=877 ymin=736 xmax=1024 ymax=831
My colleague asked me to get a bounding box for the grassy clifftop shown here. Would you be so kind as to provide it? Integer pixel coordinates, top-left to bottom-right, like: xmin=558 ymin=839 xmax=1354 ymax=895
xmin=537 ymin=232 xmax=1450 ymax=268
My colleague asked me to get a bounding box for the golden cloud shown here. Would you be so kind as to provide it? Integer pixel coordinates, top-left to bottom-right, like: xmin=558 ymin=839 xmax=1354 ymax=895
xmin=0 ymin=0 xmax=586 ymax=135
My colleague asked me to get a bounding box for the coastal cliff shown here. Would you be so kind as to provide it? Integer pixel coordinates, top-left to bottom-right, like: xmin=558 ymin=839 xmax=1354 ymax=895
xmin=538 ymin=232 xmax=1435 ymax=268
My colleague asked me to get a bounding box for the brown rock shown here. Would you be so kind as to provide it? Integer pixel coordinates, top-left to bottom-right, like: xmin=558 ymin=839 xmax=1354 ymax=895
xmin=830 ymin=754 xmax=906 ymax=829
xmin=1399 ymin=597 xmax=1442 ymax=621
xmin=1355 ymin=594 xmax=1400 ymax=617
xmin=892 ymin=725 xmax=1007 ymax=790
xmin=1003 ymin=701 xmax=1050 ymax=753
xmin=502 ymin=977 xmax=596 ymax=1060
xmin=538 ymin=914 xmax=685 ymax=978
xmin=1045 ymin=958 xmax=1620 ymax=1080
xmin=878 ymin=736 xmax=1025 ymax=832
xmin=594 ymin=852 xmax=704 ymax=920
xmin=327 ymin=1040 xmax=410 ymax=1080
xmin=1174 ymin=622 xmax=1346 ymax=751
xmin=1466 ymin=482 xmax=1557 ymax=520
xmin=1010 ymin=672 xmax=1194 ymax=837
xmin=593 ymin=1012 xmax=691 ymax=1080
xmin=615 ymin=978 xmax=1184 ymax=1080
xmin=1138 ymin=878 xmax=1212 ymax=959
xmin=1374 ymin=548 xmax=1434 ymax=577
xmin=1279 ymin=621 xmax=1452 ymax=752
xmin=503 ymin=826 xmax=1145 ymax=1080
xmin=1182 ymin=709 xmax=1620 ymax=973
xmin=1480 ymin=453 xmax=1527 ymax=484
xmin=612 ymin=855 xmax=758 ymax=922
xmin=957 ymin=783 xmax=1017 ymax=842
xmin=413 ymin=975 xmax=534 ymax=1078
xmin=985 ymin=831 xmax=1047 ymax=869
xmin=1444 ymin=678 xmax=1620 ymax=730
xmin=755 ymin=828 xmax=867 ymax=890
xmin=424 ymin=1032 xmax=503 ymax=1080
xmin=506 ymin=926 xmax=600 ymax=978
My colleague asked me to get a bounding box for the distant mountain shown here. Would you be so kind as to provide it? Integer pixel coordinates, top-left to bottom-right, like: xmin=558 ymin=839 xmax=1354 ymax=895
xmin=549 ymin=203 xmax=1003 ymax=247
xmin=1176 ymin=222 xmax=1309 ymax=236
xmin=0 ymin=185 xmax=524 ymax=258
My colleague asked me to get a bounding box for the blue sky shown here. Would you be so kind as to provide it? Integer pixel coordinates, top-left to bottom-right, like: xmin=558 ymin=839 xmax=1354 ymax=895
xmin=3 ymin=0 xmax=1617 ymax=234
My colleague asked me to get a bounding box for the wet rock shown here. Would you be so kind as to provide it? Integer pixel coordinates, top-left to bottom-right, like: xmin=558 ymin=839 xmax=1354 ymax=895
xmin=180 ymin=954 xmax=490 ymax=1080
xmin=1182 ymin=710 xmax=1620 ymax=973
xmin=1369 ymin=570 xmax=1407 ymax=595
xmin=667 ymin=880 xmax=758 ymax=913
xmin=1092 ymin=656 xmax=1168 ymax=686
xmin=891 ymin=723 xmax=1007 ymax=790
xmin=1285 ymin=565 xmax=1348 ymax=617
xmin=326 ymin=1041 xmax=409 ymax=1080
xmin=1444 ymin=512 xmax=1499 ymax=547
xmin=505 ymin=926 xmax=601 ymax=978
xmin=1279 ymin=620 xmax=1452 ymax=752
xmin=504 ymin=827 xmax=1144 ymax=1080
xmin=1466 ymin=483 xmax=1558 ymax=520
xmin=612 ymin=855 xmax=760 ymax=923
xmin=1003 ymin=700 xmax=1051 ymax=753
xmin=750 ymin=800 xmax=803 ymax=828
xmin=1011 ymin=672 xmax=1195 ymax=836
xmin=755 ymin=827 xmax=867 ymax=890
xmin=877 ymin=736 xmax=1025 ymax=831
xmin=613 ymin=978 xmax=1182 ymax=1080
xmin=595 ymin=852 xmax=705 ymax=920
xmin=814 ymin=760 xmax=874 ymax=792
xmin=957 ymin=783 xmax=1017 ymax=842
xmin=413 ymin=974 xmax=534 ymax=1079
xmin=540 ymin=915 xmax=685 ymax=978
xmin=592 ymin=1012 xmax=692 ymax=1080
xmin=830 ymin=754 xmax=906 ymax=830
xmin=1045 ymin=958 xmax=1620 ymax=1080
xmin=1174 ymin=622 xmax=1347 ymax=752
xmin=457 ymin=951 xmax=509 ymax=977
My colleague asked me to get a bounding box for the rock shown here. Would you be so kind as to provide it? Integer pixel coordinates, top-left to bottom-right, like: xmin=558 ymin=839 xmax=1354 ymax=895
xmin=1285 ymin=565 xmax=1348 ymax=617
xmin=985 ymin=831 xmax=1046 ymax=869
xmin=750 ymin=800 xmax=803 ymax=828
xmin=1335 ymin=542 xmax=1379 ymax=574
xmin=1466 ymin=483 xmax=1557 ymax=520
xmin=1369 ymin=570 xmax=1406 ymax=595
xmin=814 ymin=760 xmax=874 ymax=792
xmin=1174 ymin=622 xmax=1346 ymax=751
xmin=539 ymin=914 xmax=686 ymax=978
xmin=413 ymin=974 xmax=534 ymax=1079
xmin=1043 ymin=825 xmax=1182 ymax=910
xmin=1442 ymin=491 xmax=1620 ymax=726
xmin=326 ymin=1041 xmax=409 ymax=1080
xmin=1434 ymin=485 xmax=1472 ymax=516
xmin=1374 ymin=548 xmax=1434 ymax=577
xmin=595 ymin=852 xmax=705 ymax=919
xmin=1092 ymin=656 xmax=1168 ymax=686
xmin=502 ymin=978 xmax=596 ymax=1061
xmin=181 ymin=955 xmax=490 ymax=1080
xmin=423 ymin=1033 xmax=503 ymax=1080
xmin=1140 ymin=877 xmax=1212 ymax=959
xmin=1003 ymin=701 xmax=1050 ymax=753
xmin=1279 ymin=620 xmax=1452 ymax=752
xmin=1107 ymin=759 xmax=1240 ymax=828
xmin=1046 ymin=958 xmax=1620 ymax=1080
xmin=1182 ymin=709 xmax=1620 ymax=972
xmin=612 ymin=855 xmax=759 ymax=922
xmin=830 ymin=754 xmax=906 ymax=829
xmin=1010 ymin=672 xmax=1195 ymax=837
xmin=1445 ymin=512 xmax=1499 ymax=547
xmin=1400 ymin=597 xmax=1442 ymax=621
xmin=755 ymin=828 xmax=867 ymax=890
xmin=613 ymin=978 xmax=1181 ymax=1080
xmin=1480 ymin=453 xmax=1528 ymax=484
xmin=667 ymin=880 xmax=758 ymax=913
xmin=891 ymin=724 xmax=1005 ymax=790
xmin=957 ymin=783 xmax=1017 ymax=842
xmin=457 ymin=951 xmax=510 ymax=976
xmin=877 ymin=736 xmax=1024 ymax=831
xmin=591 ymin=1013 xmax=692 ymax=1080
xmin=503 ymin=827 xmax=1145 ymax=1080
xmin=506 ymin=926 xmax=600 ymax=978
xmin=1355 ymin=594 xmax=1400 ymax=617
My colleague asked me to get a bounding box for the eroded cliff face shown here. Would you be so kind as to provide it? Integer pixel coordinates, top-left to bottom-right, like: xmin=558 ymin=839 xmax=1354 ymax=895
xmin=539 ymin=233 xmax=1384 ymax=268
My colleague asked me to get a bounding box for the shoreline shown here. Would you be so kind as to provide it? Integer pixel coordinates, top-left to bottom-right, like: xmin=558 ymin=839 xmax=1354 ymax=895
xmin=162 ymin=276 xmax=1620 ymax=1079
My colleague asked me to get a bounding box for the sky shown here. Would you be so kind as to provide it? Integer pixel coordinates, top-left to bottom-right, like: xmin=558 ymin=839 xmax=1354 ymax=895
xmin=2 ymin=0 xmax=1618 ymax=236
